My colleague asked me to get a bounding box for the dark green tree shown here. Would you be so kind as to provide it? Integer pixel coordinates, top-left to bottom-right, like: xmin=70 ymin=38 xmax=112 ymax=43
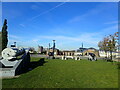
xmin=2 ymin=19 xmax=8 ymax=50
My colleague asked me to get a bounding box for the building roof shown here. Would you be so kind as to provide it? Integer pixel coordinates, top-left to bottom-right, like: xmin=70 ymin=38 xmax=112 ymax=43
xmin=49 ymin=47 xmax=59 ymax=50
xmin=62 ymin=50 xmax=75 ymax=52
xmin=77 ymin=48 xmax=87 ymax=52
xmin=77 ymin=47 xmax=97 ymax=52
xmin=88 ymin=47 xmax=96 ymax=50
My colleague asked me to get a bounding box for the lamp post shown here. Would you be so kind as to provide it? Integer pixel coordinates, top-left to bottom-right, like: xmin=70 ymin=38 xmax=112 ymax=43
xmin=14 ymin=42 xmax=16 ymax=47
xmin=53 ymin=40 xmax=55 ymax=59
xmin=48 ymin=43 xmax=50 ymax=59
xmin=82 ymin=43 xmax=83 ymax=56
xmin=49 ymin=43 xmax=50 ymax=51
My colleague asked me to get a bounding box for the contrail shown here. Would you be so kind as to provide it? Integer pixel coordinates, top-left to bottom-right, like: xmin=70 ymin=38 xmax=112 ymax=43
xmin=30 ymin=0 xmax=70 ymax=21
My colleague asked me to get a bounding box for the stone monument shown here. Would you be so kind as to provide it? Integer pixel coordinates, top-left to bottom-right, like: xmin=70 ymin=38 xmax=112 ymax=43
xmin=0 ymin=47 xmax=30 ymax=77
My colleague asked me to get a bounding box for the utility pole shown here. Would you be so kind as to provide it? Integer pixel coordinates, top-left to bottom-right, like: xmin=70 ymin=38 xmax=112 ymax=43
xmin=53 ymin=40 xmax=55 ymax=59
xmin=48 ymin=43 xmax=50 ymax=59
xmin=14 ymin=42 xmax=16 ymax=47
xmin=49 ymin=43 xmax=50 ymax=50
xmin=82 ymin=43 xmax=83 ymax=56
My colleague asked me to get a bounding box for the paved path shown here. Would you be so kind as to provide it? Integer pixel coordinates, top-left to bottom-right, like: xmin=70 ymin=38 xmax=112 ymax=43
xmin=30 ymin=54 xmax=49 ymax=58
xmin=30 ymin=54 xmax=104 ymax=60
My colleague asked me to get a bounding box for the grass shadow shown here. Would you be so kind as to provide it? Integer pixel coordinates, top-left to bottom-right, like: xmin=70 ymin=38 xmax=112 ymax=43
xmin=18 ymin=58 xmax=47 ymax=75
xmin=30 ymin=58 xmax=47 ymax=69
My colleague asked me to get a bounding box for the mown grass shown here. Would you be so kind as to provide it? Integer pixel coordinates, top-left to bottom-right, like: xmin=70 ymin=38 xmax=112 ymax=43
xmin=2 ymin=57 xmax=119 ymax=88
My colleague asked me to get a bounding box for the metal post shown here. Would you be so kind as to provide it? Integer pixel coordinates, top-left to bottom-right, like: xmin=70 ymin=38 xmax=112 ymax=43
xmin=82 ymin=43 xmax=83 ymax=56
xmin=48 ymin=43 xmax=50 ymax=59
xmin=53 ymin=40 xmax=55 ymax=59
xmin=14 ymin=42 xmax=16 ymax=47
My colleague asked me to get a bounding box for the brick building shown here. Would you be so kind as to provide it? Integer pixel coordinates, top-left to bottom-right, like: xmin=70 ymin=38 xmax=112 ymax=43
xmin=47 ymin=48 xmax=60 ymax=55
xmin=62 ymin=50 xmax=75 ymax=56
xmin=38 ymin=46 xmax=43 ymax=54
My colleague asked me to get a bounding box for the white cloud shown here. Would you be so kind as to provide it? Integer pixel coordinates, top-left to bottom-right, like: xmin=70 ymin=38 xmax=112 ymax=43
xmin=102 ymin=25 xmax=118 ymax=33
xmin=69 ymin=13 xmax=87 ymax=23
xmin=30 ymin=0 xmax=69 ymax=20
xmin=19 ymin=24 xmax=25 ymax=27
xmin=32 ymin=39 xmax=39 ymax=42
xmin=32 ymin=24 xmax=117 ymax=49
xmin=8 ymin=35 xmax=23 ymax=47
xmin=68 ymin=3 xmax=116 ymax=23
xmin=35 ymin=32 xmax=101 ymax=46
xmin=104 ymin=21 xmax=118 ymax=24
xmin=9 ymin=35 xmax=21 ymax=39
xmin=8 ymin=24 xmax=118 ymax=50
xmin=8 ymin=39 xmax=22 ymax=43
xmin=31 ymin=4 xmax=40 ymax=10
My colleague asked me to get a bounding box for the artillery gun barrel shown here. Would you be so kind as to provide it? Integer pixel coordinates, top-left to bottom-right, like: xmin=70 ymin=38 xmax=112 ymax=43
xmin=1 ymin=48 xmax=25 ymax=60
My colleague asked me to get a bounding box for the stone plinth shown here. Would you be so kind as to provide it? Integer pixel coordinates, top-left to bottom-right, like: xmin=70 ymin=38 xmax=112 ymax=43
xmin=0 ymin=52 xmax=30 ymax=77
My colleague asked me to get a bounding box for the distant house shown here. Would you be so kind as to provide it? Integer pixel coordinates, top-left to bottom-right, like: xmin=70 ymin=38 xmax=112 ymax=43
xmin=74 ymin=48 xmax=87 ymax=56
xmin=75 ymin=47 xmax=99 ymax=57
xmin=62 ymin=50 xmax=75 ymax=56
xmin=38 ymin=46 xmax=43 ymax=54
xmin=83 ymin=48 xmax=99 ymax=57
xmin=99 ymin=50 xmax=119 ymax=58
xmin=99 ymin=50 xmax=120 ymax=62
xmin=47 ymin=48 xmax=60 ymax=55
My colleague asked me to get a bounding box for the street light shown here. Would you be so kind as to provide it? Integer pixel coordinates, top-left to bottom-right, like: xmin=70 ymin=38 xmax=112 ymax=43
xmin=48 ymin=43 xmax=50 ymax=59
xmin=82 ymin=43 xmax=83 ymax=56
xmin=14 ymin=42 xmax=16 ymax=47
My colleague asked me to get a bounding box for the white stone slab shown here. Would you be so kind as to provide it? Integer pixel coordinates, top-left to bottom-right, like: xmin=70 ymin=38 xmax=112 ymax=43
xmin=0 ymin=59 xmax=18 ymax=67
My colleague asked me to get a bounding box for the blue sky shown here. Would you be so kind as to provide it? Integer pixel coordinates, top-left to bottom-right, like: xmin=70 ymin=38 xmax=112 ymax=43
xmin=2 ymin=2 xmax=118 ymax=50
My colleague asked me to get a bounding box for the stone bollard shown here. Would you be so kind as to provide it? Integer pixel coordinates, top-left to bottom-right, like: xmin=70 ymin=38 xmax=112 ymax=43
xmin=65 ymin=57 xmax=67 ymax=60
xmin=75 ymin=57 xmax=77 ymax=60
xmin=62 ymin=56 xmax=64 ymax=60
xmin=75 ymin=56 xmax=81 ymax=60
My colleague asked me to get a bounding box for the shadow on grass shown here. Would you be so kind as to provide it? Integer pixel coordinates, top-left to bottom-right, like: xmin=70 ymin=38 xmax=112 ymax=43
xmin=18 ymin=58 xmax=47 ymax=75
xmin=30 ymin=58 xmax=47 ymax=69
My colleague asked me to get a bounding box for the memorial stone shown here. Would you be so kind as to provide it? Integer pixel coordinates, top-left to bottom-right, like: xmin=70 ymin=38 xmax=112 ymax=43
xmin=0 ymin=47 xmax=30 ymax=77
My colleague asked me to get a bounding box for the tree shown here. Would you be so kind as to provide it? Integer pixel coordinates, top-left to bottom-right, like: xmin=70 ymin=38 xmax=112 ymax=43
xmin=98 ymin=37 xmax=109 ymax=58
xmin=29 ymin=47 xmax=35 ymax=52
xmin=98 ymin=33 xmax=118 ymax=61
xmin=2 ymin=19 xmax=8 ymax=50
xmin=114 ymin=32 xmax=119 ymax=51
xmin=107 ymin=34 xmax=117 ymax=60
xmin=29 ymin=47 xmax=37 ymax=53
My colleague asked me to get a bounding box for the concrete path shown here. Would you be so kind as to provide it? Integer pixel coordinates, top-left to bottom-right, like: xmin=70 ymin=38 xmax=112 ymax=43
xmin=30 ymin=54 xmax=105 ymax=60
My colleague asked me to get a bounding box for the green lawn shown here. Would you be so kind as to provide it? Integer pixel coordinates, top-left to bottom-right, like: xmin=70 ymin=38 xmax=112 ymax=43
xmin=2 ymin=57 xmax=119 ymax=88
